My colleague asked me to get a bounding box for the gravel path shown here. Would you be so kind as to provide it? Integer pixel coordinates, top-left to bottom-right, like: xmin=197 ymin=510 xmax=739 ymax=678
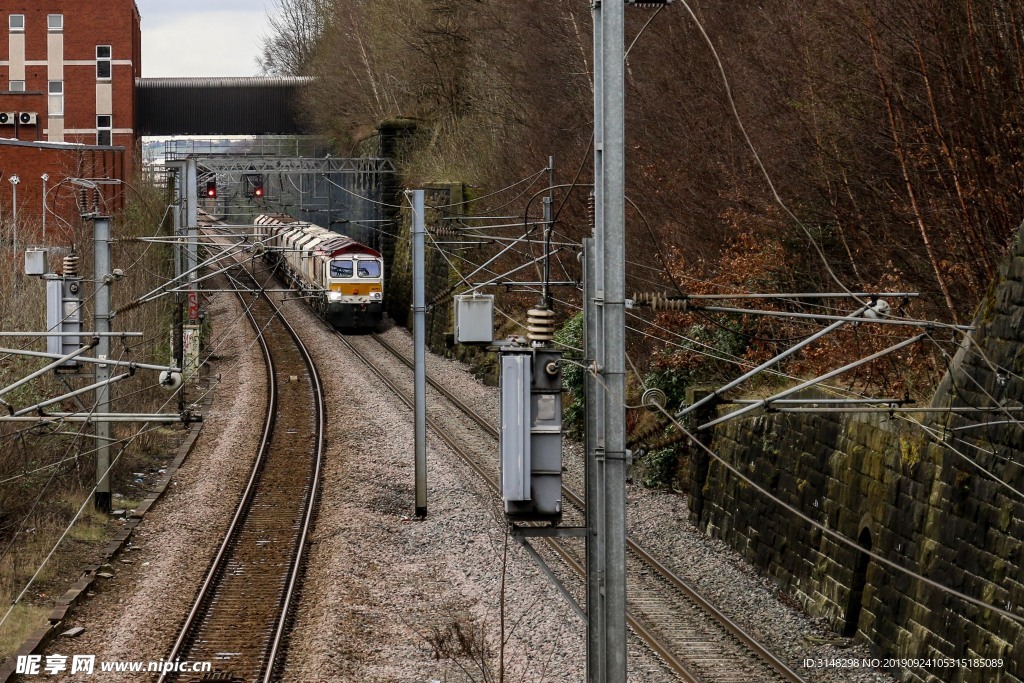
xmin=39 ymin=290 xmax=266 ymax=681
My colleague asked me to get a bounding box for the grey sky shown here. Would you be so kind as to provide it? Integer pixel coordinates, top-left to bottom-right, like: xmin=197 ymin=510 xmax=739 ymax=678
xmin=136 ymin=0 xmax=271 ymax=77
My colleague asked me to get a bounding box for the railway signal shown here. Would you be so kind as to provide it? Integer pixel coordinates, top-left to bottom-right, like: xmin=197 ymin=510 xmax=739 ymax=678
xmin=244 ymin=173 xmax=264 ymax=199
xmin=205 ymin=180 xmax=217 ymax=199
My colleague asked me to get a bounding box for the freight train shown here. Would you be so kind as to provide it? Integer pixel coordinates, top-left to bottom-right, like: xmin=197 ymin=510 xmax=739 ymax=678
xmin=253 ymin=214 xmax=385 ymax=330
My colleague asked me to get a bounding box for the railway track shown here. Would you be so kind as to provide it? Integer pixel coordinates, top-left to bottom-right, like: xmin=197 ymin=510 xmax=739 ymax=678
xmin=336 ymin=330 xmax=808 ymax=683
xmin=159 ymin=253 xmax=325 ymax=682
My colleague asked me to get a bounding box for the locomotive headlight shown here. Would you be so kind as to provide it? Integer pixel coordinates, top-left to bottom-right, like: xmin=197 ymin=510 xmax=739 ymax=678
xmin=370 ymin=292 xmax=382 ymax=300
xmin=328 ymin=292 xmax=344 ymax=302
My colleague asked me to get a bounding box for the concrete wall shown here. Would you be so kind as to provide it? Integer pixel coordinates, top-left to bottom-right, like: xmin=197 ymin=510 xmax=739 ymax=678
xmin=691 ymin=232 xmax=1024 ymax=682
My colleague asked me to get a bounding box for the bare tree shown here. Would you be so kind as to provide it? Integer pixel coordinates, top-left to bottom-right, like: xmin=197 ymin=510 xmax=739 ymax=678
xmin=258 ymin=0 xmax=331 ymax=76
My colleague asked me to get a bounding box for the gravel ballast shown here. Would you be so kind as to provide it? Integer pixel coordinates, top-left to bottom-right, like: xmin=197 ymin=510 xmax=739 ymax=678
xmin=34 ymin=270 xmax=900 ymax=682
xmin=38 ymin=291 xmax=266 ymax=682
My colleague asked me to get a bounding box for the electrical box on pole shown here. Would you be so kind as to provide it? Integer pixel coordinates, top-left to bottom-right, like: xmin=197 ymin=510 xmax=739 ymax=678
xmin=454 ymin=293 xmax=494 ymax=344
xmin=500 ymin=346 xmax=564 ymax=522
xmin=24 ymin=248 xmax=47 ymax=276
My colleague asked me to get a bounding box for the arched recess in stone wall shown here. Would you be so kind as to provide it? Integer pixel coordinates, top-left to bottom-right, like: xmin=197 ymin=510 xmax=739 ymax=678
xmin=843 ymin=525 xmax=874 ymax=638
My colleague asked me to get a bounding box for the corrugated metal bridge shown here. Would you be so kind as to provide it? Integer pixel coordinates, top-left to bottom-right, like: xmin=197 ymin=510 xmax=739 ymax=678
xmin=136 ymin=77 xmax=313 ymax=136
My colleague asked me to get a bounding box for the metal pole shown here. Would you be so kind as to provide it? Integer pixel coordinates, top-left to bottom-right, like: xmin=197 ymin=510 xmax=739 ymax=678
xmin=0 ymin=415 xmax=192 ymax=423
xmin=41 ymin=174 xmax=48 ymax=243
xmin=184 ymin=160 xmax=199 ymax=388
xmin=14 ymin=373 xmax=130 ymax=415
xmin=9 ymin=175 xmax=20 ymax=256
xmin=93 ymin=216 xmax=112 ymax=513
xmin=412 ymin=189 xmax=427 ymax=517
xmin=591 ymin=0 xmax=627 ymax=678
xmin=542 ymin=156 xmax=554 ymax=308
xmin=327 ymin=173 xmax=333 ymax=229
xmin=699 ymin=333 xmax=928 ymax=431
xmin=186 ymin=159 xmax=199 ymax=323
xmin=676 ymin=305 xmax=868 ymax=419
xmin=168 ymin=164 xmax=186 ymax=411
xmin=0 ymin=342 xmax=97 ymax=400
xmin=0 ymin=346 xmax=178 ymax=373
xmin=583 ymin=237 xmax=607 ymax=682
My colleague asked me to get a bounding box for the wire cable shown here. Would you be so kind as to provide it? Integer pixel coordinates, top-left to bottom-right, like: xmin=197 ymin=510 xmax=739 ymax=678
xmin=676 ymin=0 xmax=858 ymax=301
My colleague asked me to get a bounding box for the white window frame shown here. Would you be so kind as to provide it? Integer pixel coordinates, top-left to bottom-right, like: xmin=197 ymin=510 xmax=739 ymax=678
xmin=9 ymin=81 xmax=25 ymax=93
xmin=97 ymin=115 xmax=112 ymax=146
xmin=9 ymin=14 xmax=25 ymax=31
xmin=47 ymin=14 xmax=63 ymax=31
xmin=48 ymin=81 xmax=64 ymax=116
xmin=96 ymin=45 xmax=112 ymax=81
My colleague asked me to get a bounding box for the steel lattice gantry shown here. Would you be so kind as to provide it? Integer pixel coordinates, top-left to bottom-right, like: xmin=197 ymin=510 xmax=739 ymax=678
xmin=195 ymin=157 xmax=396 ymax=176
xmin=190 ymin=155 xmax=397 ymax=252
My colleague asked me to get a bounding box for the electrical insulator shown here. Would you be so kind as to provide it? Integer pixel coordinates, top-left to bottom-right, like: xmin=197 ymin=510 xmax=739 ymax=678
xmin=527 ymin=307 xmax=556 ymax=343
xmin=633 ymin=292 xmax=688 ymax=311
xmin=864 ymin=298 xmax=891 ymax=319
xmin=63 ymin=251 xmax=80 ymax=277
xmin=429 ymin=224 xmax=459 ymax=237
xmin=641 ymin=387 xmax=668 ymax=412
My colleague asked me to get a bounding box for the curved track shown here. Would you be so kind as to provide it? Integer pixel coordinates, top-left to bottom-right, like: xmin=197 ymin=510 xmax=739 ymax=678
xmin=159 ymin=252 xmax=325 ymax=682
xmin=336 ymin=330 xmax=808 ymax=683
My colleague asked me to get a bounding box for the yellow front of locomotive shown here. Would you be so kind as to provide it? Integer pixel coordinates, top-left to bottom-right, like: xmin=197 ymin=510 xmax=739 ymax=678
xmin=323 ymin=254 xmax=384 ymax=329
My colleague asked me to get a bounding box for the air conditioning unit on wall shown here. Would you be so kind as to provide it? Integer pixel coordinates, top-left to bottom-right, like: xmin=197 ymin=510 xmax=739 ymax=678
xmin=0 ymin=112 xmax=15 ymax=125
xmin=18 ymin=112 xmax=37 ymax=125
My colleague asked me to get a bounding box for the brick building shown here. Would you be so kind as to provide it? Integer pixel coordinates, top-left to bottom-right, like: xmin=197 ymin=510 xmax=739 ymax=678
xmin=0 ymin=1 xmax=140 ymax=239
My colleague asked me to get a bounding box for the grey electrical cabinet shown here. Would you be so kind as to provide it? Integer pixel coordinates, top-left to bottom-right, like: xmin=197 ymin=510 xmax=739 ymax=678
xmin=499 ymin=347 xmax=563 ymax=522
xmin=454 ymin=293 xmax=494 ymax=344
xmin=24 ymin=248 xmax=47 ymax=276
xmin=46 ymin=276 xmax=83 ymax=369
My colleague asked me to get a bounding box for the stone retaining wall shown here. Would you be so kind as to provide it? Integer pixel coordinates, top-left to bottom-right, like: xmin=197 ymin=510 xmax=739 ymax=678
xmin=692 ymin=232 xmax=1024 ymax=682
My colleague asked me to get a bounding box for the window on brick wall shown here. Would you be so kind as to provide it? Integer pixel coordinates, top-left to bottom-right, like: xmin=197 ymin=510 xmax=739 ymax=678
xmin=9 ymin=14 xmax=25 ymax=31
xmin=97 ymin=115 xmax=111 ymax=146
xmin=48 ymin=81 xmax=63 ymax=116
xmin=97 ymin=46 xmax=112 ymax=80
xmin=47 ymin=14 xmax=63 ymax=31
xmin=9 ymin=81 xmax=25 ymax=92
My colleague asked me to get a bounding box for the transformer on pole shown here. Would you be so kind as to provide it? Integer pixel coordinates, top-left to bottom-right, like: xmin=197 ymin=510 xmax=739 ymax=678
xmin=499 ymin=346 xmax=564 ymax=523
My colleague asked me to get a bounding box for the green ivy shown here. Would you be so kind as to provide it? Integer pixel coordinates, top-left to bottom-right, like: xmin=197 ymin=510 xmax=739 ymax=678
xmin=639 ymin=447 xmax=681 ymax=489
xmin=553 ymin=312 xmax=585 ymax=437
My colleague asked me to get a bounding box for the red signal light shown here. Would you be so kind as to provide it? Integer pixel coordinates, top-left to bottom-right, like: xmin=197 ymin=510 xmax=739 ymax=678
xmin=243 ymin=173 xmax=265 ymax=199
xmin=205 ymin=180 xmax=217 ymax=199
